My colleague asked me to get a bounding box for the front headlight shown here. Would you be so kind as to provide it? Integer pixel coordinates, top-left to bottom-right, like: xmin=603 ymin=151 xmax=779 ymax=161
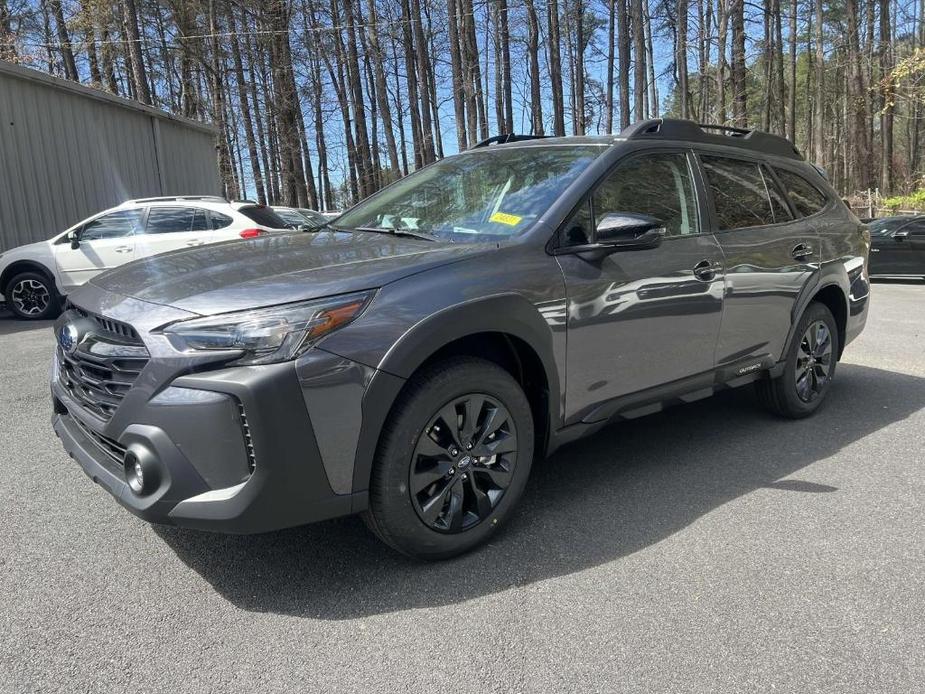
xmin=160 ymin=291 xmax=374 ymax=365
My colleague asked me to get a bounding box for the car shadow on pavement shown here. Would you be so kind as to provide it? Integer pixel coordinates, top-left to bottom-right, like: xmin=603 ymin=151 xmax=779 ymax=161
xmin=155 ymin=363 xmax=925 ymax=619
xmin=0 ymin=309 xmax=55 ymax=336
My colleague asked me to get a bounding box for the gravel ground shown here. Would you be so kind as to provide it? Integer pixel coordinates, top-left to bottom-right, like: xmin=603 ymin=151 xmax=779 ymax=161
xmin=1 ymin=280 xmax=923 ymax=693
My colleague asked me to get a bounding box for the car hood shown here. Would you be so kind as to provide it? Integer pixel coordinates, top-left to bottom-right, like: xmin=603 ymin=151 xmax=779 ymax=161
xmin=90 ymin=230 xmax=493 ymax=315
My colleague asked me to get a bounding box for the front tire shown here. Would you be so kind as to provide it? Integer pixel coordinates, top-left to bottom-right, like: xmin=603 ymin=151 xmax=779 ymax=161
xmin=5 ymin=271 xmax=61 ymax=320
xmin=756 ymin=301 xmax=839 ymax=418
xmin=364 ymin=357 xmax=534 ymax=560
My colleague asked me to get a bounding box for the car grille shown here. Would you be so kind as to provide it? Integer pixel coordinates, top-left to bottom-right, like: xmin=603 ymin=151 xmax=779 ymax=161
xmin=57 ymin=312 xmax=149 ymax=421
xmin=69 ymin=413 xmax=126 ymax=474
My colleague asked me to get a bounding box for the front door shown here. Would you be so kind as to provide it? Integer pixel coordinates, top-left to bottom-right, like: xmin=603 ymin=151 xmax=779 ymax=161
xmin=556 ymin=150 xmax=725 ymax=423
xmin=54 ymin=209 xmax=143 ymax=293
xmin=876 ymin=219 xmax=925 ymax=275
xmin=698 ymin=154 xmax=818 ymax=367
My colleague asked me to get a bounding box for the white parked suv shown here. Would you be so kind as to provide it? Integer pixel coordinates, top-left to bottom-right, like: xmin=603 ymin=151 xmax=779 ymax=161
xmin=0 ymin=196 xmax=290 ymax=320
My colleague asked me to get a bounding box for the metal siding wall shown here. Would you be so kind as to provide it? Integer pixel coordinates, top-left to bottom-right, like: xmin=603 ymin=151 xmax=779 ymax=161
xmin=157 ymin=119 xmax=221 ymax=196
xmin=0 ymin=69 xmax=218 ymax=252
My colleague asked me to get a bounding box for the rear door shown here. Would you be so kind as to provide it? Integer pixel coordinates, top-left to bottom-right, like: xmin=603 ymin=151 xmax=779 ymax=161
xmin=54 ymin=209 xmax=142 ymax=292
xmin=134 ymin=206 xmax=214 ymax=260
xmin=906 ymin=220 xmax=925 ymax=275
xmin=697 ymin=153 xmax=817 ymax=367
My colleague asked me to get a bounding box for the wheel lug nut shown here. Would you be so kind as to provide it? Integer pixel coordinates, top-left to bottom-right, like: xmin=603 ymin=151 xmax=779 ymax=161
xmin=461 ymin=473 xmax=467 ymax=480
xmin=449 ymin=467 xmax=455 ymax=475
xmin=465 ymin=443 xmax=472 ymax=450
xmin=449 ymin=447 xmax=458 ymax=456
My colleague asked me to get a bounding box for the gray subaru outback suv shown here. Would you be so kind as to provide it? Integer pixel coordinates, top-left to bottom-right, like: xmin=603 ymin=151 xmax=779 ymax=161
xmin=51 ymin=119 xmax=870 ymax=559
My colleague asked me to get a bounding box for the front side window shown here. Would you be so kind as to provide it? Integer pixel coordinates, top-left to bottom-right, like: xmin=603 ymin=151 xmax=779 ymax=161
xmin=144 ymin=207 xmax=197 ymax=234
xmin=334 ymin=145 xmax=605 ymax=242
xmin=701 ymin=155 xmax=782 ymax=230
xmin=80 ymin=209 xmax=144 ymax=241
xmin=593 ymin=152 xmax=700 ymax=237
xmin=775 ymin=168 xmax=829 ymax=217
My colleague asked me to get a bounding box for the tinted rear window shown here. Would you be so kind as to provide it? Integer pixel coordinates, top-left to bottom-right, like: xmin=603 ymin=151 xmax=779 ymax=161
xmin=239 ymin=206 xmax=288 ymax=229
xmin=775 ymin=168 xmax=828 ymax=217
xmin=146 ymin=207 xmax=196 ymax=234
xmin=701 ymin=156 xmax=782 ymax=230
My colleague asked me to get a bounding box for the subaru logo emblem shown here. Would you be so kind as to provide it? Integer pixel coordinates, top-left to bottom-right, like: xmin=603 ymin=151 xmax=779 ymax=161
xmin=58 ymin=323 xmax=80 ymax=354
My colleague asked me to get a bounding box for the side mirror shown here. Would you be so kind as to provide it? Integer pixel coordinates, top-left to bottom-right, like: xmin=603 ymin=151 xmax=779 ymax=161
xmin=68 ymin=230 xmax=80 ymax=249
xmin=894 ymin=229 xmax=909 ymax=241
xmin=595 ymin=213 xmax=667 ymax=250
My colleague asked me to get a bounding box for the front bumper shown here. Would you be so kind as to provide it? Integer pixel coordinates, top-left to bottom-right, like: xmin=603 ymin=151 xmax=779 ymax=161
xmin=52 ymin=322 xmax=370 ymax=534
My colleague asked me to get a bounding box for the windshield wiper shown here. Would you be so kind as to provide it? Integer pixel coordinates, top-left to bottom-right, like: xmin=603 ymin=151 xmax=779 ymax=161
xmin=351 ymin=226 xmax=439 ymax=242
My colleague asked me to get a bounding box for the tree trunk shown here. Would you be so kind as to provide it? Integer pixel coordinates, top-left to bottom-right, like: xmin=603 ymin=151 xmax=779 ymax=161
xmin=123 ymin=0 xmax=151 ymax=104
xmin=677 ymin=0 xmax=689 ymax=119
xmin=631 ymin=0 xmax=646 ymax=120
xmin=448 ymin=0 xmax=468 ymax=149
xmin=606 ymin=0 xmax=615 ymax=132
xmin=228 ymin=5 xmax=265 ymax=204
xmin=618 ymin=0 xmax=631 ymax=128
xmin=879 ymin=0 xmax=894 ymax=192
xmin=365 ymin=0 xmax=400 ymax=175
xmin=716 ymin=0 xmax=729 ymax=124
xmin=548 ymin=0 xmax=566 ymax=135
xmin=524 ymin=0 xmax=544 ymax=135
xmin=813 ymin=0 xmax=824 ymax=166
xmin=844 ymin=0 xmax=872 ymax=191
xmin=49 ymin=0 xmax=78 ymax=81
xmin=730 ymin=0 xmax=746 ymax=126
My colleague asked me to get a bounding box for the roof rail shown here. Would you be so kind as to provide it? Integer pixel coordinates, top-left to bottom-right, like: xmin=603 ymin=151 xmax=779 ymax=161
xmin=619 ymin=118 xmax=803 ymax=160
xmin=126 ymin=195 xmax=229 ymax=204
xmin=471 ymin=133 xmax=551 ymax=148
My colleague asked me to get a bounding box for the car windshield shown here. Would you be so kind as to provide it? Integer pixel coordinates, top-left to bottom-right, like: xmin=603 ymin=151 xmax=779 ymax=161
xmin=333 ymin=145 xmax=604 ymax=242
xmin=274 ymin=208 xmax=310 ymax=228
xmin=867 ymin=219 xmax=902 ymax=236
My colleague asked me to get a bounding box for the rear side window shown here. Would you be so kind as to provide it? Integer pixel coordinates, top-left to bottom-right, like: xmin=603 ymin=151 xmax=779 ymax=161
xmin=145 ymin=207 xmax=196 ymax=234
xmin=239 ymin=205 xmax=288 ymax=229
xmin=701 ymin=156 xmax=784 ymax=230
xmin=80 ymin=209 xmax=144 ymax=240
xmin=208 ymin=211 xmax=234 ymax=230
xmin=775 ymin=168 xmax=828 ymax=217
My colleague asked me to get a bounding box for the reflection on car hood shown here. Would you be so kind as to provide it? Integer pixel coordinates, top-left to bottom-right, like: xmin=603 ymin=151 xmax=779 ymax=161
xmin=90 ymin=230 xmax=492 ymax=315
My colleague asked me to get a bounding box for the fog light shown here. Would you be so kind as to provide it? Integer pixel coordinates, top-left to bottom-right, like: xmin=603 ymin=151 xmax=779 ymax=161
xmin=123 ymin=446 xmax=159 ymax=496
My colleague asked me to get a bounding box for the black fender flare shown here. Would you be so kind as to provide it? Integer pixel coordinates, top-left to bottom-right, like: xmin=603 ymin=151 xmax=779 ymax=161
xmin=349 ymin=293 xmax=562 ymax=498
xmin=776 ymin=263 xmax=850 ymax=373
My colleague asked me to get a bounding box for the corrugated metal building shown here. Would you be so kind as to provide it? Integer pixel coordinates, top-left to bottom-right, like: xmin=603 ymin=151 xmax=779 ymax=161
xmin=0 ymin=60 xmax=220 ymax=251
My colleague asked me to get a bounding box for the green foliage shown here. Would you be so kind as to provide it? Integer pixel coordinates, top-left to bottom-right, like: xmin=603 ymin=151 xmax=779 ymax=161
xmin=881 ymin=189 xmax=925 ymax=211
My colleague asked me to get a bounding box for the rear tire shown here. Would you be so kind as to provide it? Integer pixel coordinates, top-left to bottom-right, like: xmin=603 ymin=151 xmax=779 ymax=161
xmin=756 ymin=301 xmax=839 ymax=419
xmin=4 ymin=271 xmax=61 ymax=320
xmin=363 ymin=356 xmax=534 ymax=560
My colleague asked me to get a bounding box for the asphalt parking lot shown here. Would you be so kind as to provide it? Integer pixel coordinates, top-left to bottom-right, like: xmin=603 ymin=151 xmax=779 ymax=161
xmin=1 ymin=281 xmax=923 ymax=693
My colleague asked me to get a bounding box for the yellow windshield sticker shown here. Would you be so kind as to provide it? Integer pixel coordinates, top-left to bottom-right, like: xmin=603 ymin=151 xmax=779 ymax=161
xmin=490 ymin=212 xmax=523 ymax=226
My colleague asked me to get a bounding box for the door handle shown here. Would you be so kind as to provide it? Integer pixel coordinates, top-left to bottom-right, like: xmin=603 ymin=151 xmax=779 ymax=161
xmin=114 ymin=246 xmax=132 ymax=253
xmin=791 ymin=243 xmax=814 ymax=259
xmin=185 ymin=239 xmax=205 ymax=246
xmin=693 ymin=259 xmax=722 ymax=281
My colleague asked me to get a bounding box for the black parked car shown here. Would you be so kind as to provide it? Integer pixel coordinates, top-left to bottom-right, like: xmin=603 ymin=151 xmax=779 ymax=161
xmin=51 ymin=119 xmax=870 ymax=559
xmin=867 ymin=215 xmax=925 ymax=279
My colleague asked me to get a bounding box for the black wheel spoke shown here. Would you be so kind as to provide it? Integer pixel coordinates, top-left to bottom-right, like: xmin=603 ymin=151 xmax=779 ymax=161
xmin=411 ymin=460 xmax=454 ymax=494
xmin=474 ymin=463 xmax=512 ymax=488
xmin=794 ymin=319 xmax=833 ymax=403
xmin=419 ymin=483 xmax=451 ymax=525
xmin=445 ymin=480 xmax=465 ymax=532
xmin=468 ymin=475 xmax=493 ymax=518
xmin=410 ymin=392 xmax=518 ymax=534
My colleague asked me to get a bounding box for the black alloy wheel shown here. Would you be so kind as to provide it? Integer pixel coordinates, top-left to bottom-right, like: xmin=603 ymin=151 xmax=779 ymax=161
xmin=794 ymin=320 xmax=833 ymax=403
xmin=410 ymin=394 xmax=517 ymax=533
